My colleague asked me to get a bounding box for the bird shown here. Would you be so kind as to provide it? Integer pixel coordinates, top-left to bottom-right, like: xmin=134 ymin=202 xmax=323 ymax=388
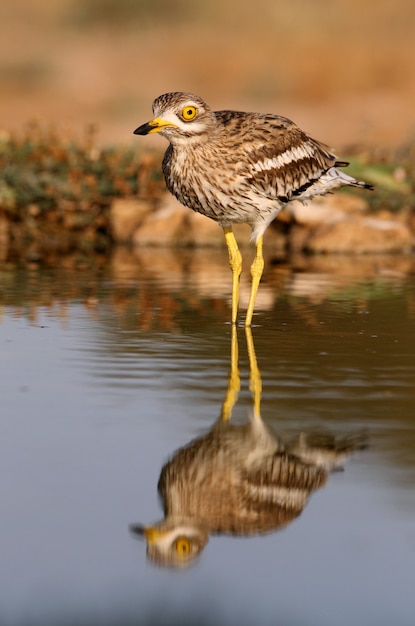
xmin=134 ymin=92 xmax=373 ymax=326
xmin=130 ymin=327 xmax=367 ymax=567
xmin=130 ymin=408 xmax=366 ymax=568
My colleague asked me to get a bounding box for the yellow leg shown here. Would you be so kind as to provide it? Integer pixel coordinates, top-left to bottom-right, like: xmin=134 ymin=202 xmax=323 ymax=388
xmin=245 ymin=326 xmax=262 ymax=418
xmin=245 ymin=235 xmax=264 ymax=327
xmin=220 ymin=324 xmax=240 ymax=421
xmin=223 ymin=227 xmax=242 ymax=325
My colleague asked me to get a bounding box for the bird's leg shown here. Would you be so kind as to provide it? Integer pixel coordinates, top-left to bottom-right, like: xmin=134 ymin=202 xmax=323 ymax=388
xmin=223 ymin=226 xmax=242 ymax=325
xmin=245 ymin=326 xmax=262 ymax=419
xmin=245 ymin=235 xmax=264 ymax=327
xmin=220 ymin=324 xmax=240 ymax=421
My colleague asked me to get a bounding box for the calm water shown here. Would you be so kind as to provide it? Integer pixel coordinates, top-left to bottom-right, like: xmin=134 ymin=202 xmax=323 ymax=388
xmin=1 ymin=249 xmax=415 ymax=626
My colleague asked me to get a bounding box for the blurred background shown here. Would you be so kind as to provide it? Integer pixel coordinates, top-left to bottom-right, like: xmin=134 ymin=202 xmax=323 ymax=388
xmin=1 ymin=0 xmax=415 ymax=149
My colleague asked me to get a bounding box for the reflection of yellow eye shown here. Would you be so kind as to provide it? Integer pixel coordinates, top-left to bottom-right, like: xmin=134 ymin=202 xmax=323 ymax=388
xmin=181 ymin=106 xmax=197 ymax=121
xmin=175 ymin=537 xmax=191 ymax=556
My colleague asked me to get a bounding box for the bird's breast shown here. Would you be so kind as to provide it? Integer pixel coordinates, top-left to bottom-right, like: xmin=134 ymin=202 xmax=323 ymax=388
xmin=162 ymin=144 xmax=279 ymax=226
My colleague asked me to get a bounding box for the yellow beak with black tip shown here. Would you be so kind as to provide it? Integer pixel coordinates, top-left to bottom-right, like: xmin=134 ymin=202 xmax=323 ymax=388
xmin=133 ymin=117 xmax=177 ymax=135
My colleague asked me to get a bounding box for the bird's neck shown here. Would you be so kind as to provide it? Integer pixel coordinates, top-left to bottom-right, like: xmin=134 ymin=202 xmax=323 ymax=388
xmin=168 ymin=132 xmax=212 ymax=148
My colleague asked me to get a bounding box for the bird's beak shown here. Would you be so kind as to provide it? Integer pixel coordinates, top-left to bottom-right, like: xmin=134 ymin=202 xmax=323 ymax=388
xmin=129 ymin=523 xmax=146 ymax=539
xmin=133 ymin=117 xmax=177 ymax=135
xmin=129 ymin=523 xmax=165 ymax=544
xmin=142 ymin=526 xmax=165 ymax=544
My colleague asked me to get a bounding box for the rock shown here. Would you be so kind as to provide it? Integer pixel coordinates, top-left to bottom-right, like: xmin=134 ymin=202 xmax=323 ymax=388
xmin=294 ymin=214 xmax=414 ymax=253
xmin=132 ymin=198 xmax=189 ymax=246
xmin=187 ymin=210 xmax=225 ymax=246
xmin=110 ymin=198 xmax=152 ymax=243
xmin=132 ymin=195 xmax=254 ymax=247
xmin=0 ymin=214 xmax=9 ymax=261
xmin=285 ymin=193 xmax=414 ymax=253
xmin=115 ymin=191 xmax=415 ymax=254
xmin=285 ymin=193 xmax=368 ymax=225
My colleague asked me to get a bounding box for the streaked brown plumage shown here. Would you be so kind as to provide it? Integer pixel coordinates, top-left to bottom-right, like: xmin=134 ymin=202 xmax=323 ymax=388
xmin=134 ymin=92 xmax=373 ymax=325
xmin=131 ymin=413 xmax=366 ymax=567
xmin=130 ymin=326 xmax=367 ymax=567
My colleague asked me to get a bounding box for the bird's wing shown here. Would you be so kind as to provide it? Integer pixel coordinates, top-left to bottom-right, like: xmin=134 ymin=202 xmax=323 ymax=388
xmin=244 ymin=452 xmax=327 ymax=499
xmin=215 ymin=111 xmax=341 ymax=201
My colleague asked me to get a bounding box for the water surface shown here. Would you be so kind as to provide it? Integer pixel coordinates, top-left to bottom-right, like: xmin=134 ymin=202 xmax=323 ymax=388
xmin=0 ymin=250 xmax=414 ymax=625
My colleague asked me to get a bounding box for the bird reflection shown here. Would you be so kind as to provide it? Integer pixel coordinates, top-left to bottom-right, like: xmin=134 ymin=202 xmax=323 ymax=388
xmin=130 ymin=327 xmax=366 ymax=567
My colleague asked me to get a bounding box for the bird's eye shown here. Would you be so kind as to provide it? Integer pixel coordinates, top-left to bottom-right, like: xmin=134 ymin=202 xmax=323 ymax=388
xmin=174 ymin=537 xmax=191 ymax=556
xmin=181 ymin=106 xmax=197 ymax=121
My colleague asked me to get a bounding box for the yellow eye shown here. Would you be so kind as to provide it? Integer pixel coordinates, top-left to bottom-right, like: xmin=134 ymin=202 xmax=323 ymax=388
xmin=175 ymin=537 xmax=191 ymax=556
xmin=181 ymin=106 xmax=197 ymax=121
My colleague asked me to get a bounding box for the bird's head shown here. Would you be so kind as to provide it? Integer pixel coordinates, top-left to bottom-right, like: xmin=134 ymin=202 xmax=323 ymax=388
xmin=133 ymin=92 xmax=215 ymax=144
xmin=129 ymin=516 xmax=209 ymax=568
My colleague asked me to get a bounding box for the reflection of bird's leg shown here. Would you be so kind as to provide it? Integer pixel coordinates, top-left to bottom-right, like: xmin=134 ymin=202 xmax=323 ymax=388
xmin=223 ymin=226 xmax=242 ymax=325
xmin=220 ymin=324 xmax=240 ymax=421
xmin=245 ymin=235 xmax=264 ymax=327
xmin=245 ymin=326 xmax=262 ymax=418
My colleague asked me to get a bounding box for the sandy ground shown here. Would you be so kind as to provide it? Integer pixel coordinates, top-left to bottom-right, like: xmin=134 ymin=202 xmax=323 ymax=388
xmin=1 ymin=0 xmax=415 ymax=150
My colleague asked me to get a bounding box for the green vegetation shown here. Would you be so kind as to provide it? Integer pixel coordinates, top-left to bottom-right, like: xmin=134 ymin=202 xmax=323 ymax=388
xmin=64 ymin=0 xmax=197 ymax=28
xmin=0 ymin=122 xmax=414 ymax=260
xmin=345 ymin=145 xmax=415 ymax=213
xmin=0 ymin=122 xmax=164 ymax=256
xmin=0 ymin=122 xmax=154 ymax=212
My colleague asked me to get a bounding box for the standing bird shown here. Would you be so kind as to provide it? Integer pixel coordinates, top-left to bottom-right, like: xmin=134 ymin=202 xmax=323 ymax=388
xmin=134 ymin=92 xmax=373 ymax=326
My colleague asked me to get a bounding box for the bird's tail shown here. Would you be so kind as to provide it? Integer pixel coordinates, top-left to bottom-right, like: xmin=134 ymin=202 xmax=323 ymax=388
xmin=297 ymin=164 xmax=374 ymax=202
xmin=334 ymin=161 xmax=374 ymax=190
xmin=287 ymin=431 xmax=369 ymax=471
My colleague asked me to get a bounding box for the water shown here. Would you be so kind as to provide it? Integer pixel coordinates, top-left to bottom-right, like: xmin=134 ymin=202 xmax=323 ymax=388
xmin=0 ymin=249 xmax=414 ymax=625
